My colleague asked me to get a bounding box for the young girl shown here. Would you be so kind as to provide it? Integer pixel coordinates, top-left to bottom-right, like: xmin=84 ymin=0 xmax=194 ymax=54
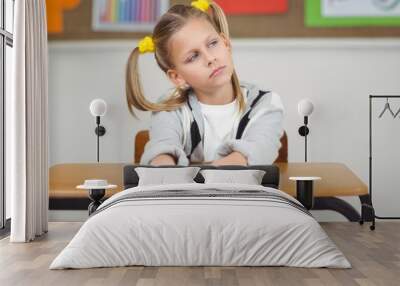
xmin=126 ymin=0 xmax=284 ymax=166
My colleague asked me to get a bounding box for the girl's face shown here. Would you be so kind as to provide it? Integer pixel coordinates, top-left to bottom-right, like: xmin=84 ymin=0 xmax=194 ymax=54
xmin=166 ymin=18 xmax=234 ymax=92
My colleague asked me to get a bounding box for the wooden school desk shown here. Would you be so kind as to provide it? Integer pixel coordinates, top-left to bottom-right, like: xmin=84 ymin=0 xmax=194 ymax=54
xmin=49 ymin=162 xmax=374 ymax=222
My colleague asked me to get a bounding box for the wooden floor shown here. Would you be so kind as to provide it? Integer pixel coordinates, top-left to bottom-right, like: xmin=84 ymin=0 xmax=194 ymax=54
xmin=0 ymin=222 xmax=399 ymax=286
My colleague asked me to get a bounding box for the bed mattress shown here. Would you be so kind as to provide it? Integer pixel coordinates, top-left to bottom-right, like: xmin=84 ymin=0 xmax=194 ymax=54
xmin=50 ymin=183 xmax=351 ymax=269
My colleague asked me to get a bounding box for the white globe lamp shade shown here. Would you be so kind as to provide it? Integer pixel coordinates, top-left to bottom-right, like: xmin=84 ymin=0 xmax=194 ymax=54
xmin=297 ymin=99 xmax=314 ymax=116
xmin=90 ymin=99 xmax=107 ymax=117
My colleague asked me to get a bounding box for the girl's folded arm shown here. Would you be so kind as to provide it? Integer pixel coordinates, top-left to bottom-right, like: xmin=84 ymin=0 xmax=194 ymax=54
xmin=217 ymin=101 xmax=284 ymax=165
xmin=140 ymin=110 xmax=189 ymax=166
xmin=150 ymin=154 xmax=176 ymax=166
xmin=212 ymin=151 xmax=247 ymax=166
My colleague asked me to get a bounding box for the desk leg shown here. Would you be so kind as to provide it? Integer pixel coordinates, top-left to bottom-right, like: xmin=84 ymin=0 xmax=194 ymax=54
xmin=88 ymin=189 xmax=105 ymax=216
xmin=313 ymin=197 xmax=361 ymax=222
xmin=359 ymin=195 xmax=375 ymax=229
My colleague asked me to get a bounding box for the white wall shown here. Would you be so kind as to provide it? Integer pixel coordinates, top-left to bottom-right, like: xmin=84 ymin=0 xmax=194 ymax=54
xmin=48 ymin=39 xmax=400 ymax=221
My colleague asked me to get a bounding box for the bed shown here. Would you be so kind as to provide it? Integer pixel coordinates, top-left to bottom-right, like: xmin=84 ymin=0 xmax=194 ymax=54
xmin=49 ymin=165 xmax=351 ymax=269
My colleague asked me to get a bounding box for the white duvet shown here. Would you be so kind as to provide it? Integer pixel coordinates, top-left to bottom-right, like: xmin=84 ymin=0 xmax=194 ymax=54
xmin=50 ymin=183 xmax=351 ymax=269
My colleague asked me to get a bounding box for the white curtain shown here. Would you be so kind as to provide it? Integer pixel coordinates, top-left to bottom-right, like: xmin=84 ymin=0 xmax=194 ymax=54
xmin=8 ymin=0 xmax=49 ymax=242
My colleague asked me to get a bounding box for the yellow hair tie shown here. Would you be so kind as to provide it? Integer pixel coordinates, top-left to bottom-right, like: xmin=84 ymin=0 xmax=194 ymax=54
xmin=191 ymin=0 xmax=210 ymax=12
xmin=138 ymin=36 xmax=155 ymax=54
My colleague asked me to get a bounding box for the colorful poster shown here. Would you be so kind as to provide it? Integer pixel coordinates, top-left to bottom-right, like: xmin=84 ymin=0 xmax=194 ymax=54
xmin=305 ymin=0 xmax=400 ymax=27
xmin=214 ymin=0 xmax=288 ymax=15
xmin=92 ymin=0 xmax=169 ymax=32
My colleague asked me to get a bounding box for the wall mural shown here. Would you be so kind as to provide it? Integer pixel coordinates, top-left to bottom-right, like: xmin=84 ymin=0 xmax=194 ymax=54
xmin=46 ymin=0 xmax=82 ymax=33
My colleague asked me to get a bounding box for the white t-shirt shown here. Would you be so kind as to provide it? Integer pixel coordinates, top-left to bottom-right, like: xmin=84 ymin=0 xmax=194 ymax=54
xmin=198 ymin=98 xmax=241 ymax=162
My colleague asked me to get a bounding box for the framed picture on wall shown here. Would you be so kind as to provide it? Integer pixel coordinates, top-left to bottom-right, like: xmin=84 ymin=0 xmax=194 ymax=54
xmin=92 ymin=0 xmax=170 ymax=32
xmin=305 ymin=0 xmax=400 ymax=27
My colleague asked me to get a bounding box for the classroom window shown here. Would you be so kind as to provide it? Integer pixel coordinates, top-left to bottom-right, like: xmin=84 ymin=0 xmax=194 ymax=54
xmin=1 ymin=0 xmax=14 ymax=231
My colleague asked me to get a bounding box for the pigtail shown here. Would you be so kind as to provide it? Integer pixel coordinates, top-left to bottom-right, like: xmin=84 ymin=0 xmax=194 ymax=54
xmin=125 ymin=47 xmax=146 ymax=117
xmin=125 ymin=47 xmax=186 ymax=117
xmin=208 ymin=1 xmax=230 ymax=37
xmin=208 ymin=1 xmax=245 ymax=114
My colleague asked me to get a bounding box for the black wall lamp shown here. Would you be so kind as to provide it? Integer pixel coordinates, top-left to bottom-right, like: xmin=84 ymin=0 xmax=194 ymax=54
xmin=297 ymin=99 xmax=314 ymax=162
xmin=89 ymin=99 xmax=107 ymax=162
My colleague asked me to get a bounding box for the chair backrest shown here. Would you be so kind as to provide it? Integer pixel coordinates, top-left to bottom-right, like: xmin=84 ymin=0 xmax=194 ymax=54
xmin=134 ymin=130 xmax=288 ymax=163
xmin=135 ymin=130 xmax=150 ymax=163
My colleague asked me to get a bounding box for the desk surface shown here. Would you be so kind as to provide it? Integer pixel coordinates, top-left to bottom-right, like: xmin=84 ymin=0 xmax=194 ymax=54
xmin=49 ymin=163 xmax=125 ymax=198
xmin=276 ymin=162 xmax=368 ymax=197
xmin=49 ymin=162 xmax=368 ymax=198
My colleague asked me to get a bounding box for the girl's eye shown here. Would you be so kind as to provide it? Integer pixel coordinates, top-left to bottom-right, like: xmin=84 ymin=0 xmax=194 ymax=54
xmin=185 ymin=40 xmax=218 ymax=63
xmin=187 ymin=52 xmax=198 ymax=63
xmin=209 ymin=40 xmax=218 ymax=47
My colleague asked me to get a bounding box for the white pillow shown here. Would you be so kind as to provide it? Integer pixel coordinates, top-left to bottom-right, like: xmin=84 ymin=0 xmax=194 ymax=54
xmin=200 ymin=169 xmax=266 ymax=185
xmin=135 ymin=167 xmax=201 ymax=186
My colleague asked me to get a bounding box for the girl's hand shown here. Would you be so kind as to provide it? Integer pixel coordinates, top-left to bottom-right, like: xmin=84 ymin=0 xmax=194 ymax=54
xmin=211 ymin=151 xmax=247 ymax=166
xmin=150 ymin=154 xmax=176 ymax=166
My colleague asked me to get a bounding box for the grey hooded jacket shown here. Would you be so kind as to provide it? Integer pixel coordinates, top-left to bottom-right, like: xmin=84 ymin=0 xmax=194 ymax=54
xmin=140 ymin=82 xmax=284 ymax=166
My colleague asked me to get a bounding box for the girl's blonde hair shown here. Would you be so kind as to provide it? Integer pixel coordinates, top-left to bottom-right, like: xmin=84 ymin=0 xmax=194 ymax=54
xmin=126 ymin=1 xmax=244 ymax=117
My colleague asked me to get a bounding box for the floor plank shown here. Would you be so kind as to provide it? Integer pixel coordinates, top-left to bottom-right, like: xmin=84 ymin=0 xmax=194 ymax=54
xmin=0 ymin=222 xmax=399 ymax=286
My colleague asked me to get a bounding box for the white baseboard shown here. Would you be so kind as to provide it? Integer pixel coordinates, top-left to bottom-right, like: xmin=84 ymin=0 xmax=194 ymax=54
xmin=49 ymin=210 xmax=88 ymax=222
xmin=311 ymin=210 xmax=347 ymax=222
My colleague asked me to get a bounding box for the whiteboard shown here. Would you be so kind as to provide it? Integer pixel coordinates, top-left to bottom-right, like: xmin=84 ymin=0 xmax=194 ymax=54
xmin=322 ymin=0 xmax=400 ymax=17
